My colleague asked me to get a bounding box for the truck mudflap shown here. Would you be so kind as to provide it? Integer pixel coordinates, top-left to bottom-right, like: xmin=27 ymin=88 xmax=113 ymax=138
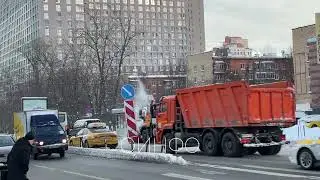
xmin=242 ymin=141 xmax=286 ymax=148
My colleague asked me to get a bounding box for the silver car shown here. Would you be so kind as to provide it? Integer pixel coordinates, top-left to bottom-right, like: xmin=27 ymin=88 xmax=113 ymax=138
xmin=0 ymin=134 xmax=15 ymax=163
xmin=288 ymin=140 xmax=320 ymax=170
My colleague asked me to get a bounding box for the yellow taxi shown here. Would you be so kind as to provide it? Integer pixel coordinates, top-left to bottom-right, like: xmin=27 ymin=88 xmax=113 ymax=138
xmin=306 ymin=121 xmax=320 ymax=128
xmin=69 ymin=122 xmax=118 ymax=149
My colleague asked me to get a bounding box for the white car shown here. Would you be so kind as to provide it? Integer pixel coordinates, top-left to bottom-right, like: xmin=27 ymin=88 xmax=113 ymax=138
xmin=0 ymin=134 xmax=15 ymax=163
xmin=288 ymin=139 xmax=320 ymax=170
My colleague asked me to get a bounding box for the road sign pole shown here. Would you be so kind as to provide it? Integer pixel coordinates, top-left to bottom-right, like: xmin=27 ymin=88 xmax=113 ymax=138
xmin=124 ymin=100 xmax=139 ymax=144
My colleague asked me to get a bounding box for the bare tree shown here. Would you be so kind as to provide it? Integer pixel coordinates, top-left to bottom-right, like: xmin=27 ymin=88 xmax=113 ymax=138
xmin=82 ymin=5 xmax=139 ymax=115
xmin=19 ymin=38 xmax=48 ymax=96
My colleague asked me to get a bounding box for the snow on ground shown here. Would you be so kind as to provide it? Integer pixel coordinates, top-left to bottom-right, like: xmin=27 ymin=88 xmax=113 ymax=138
xmin=117 ymin=139 xmax=200 ymax=153
xmin=283 ymin=114 xmax=320 ymax=141
xmin=68 ymin=146 xmax=188 ymax=165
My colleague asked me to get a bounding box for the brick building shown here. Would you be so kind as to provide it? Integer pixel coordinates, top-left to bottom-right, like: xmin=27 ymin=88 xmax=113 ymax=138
xmin=292 ymin=15 xmax=320 ymax=110
xmin=292 ymin=24 xmax=314 ymax=104
xmin=128 ymin=74 xmax=186 ymax=102
xmin=187 ymin=52 xmax=293 ymax=87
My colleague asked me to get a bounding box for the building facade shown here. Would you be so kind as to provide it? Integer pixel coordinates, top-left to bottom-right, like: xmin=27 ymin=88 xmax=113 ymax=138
xmin=186 ymin=51 xmax=213 ymax=86
xmin=128 ymin=74 xmax=186 ymax=101
xmin=187 ymin=52 xmax=293 ymax=87
xmin=311 ymin=13 xmax=320 ymax=109
xmin=292 ymin=24 xmax=314 ymax=104
xmin=0 ymin=0 xmax=205 ymax=100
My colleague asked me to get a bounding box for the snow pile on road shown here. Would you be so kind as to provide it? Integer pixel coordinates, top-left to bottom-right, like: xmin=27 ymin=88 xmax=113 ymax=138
xmin=68 ymin=147 xmax=188 ymax=165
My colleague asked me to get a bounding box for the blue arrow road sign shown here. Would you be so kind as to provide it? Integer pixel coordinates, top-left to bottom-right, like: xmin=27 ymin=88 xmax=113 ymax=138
xmin=121 ymin=84 xmax=135 ymax=100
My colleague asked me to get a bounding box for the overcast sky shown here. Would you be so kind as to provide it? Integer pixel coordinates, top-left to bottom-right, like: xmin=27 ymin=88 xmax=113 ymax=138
xmin=203 ymin=0 xmax=320 ymax=54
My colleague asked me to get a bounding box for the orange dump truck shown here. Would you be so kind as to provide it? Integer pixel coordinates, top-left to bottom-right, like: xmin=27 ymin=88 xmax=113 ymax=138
xmin=151 ymin=81 xmax=296 ymax=157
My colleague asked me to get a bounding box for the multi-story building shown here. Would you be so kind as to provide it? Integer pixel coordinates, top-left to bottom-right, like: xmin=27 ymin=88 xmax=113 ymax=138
xmin=223 ymin=36 xmax=253 ymax=57
xmin=187 ymin=52 xmax=293 ymax=87
xmin=292 ymin=24 xmax=314 ymax=104
xmin=0 ymin=0 xmax=205 ymax=100
xmin=186 ymin=51 xmax=213 ymax=86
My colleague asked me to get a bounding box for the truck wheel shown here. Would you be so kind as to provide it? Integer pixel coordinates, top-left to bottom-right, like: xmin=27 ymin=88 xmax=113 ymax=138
xmin=298 ymin=149 xmax=315 ymax=170
xmin=163 ymin=133 xmax=176 ymax=154
xmin=245 ymin=148 xmax=257 ymax=155
xmin=202 ymin=132 xmax=219 ymax=156
xmin=59 ymin=150 xmax=65 ymax=158
xmin=221 ymin=132 xmax=243 ymax=157
xmin=258 ymin=146 xmax=280 ymax=155
xmin=272 ymin=145 xmax=281 ymax=155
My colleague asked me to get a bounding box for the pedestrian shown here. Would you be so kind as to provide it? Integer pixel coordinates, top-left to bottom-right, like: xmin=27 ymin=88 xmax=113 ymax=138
xmin=6 ymin=131 xmax=35 ymax=180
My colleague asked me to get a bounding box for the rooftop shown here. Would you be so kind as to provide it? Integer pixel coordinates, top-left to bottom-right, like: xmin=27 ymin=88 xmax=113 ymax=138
xmin=212 ymin=56 xmax=291 ymax=60
xmin=292 ymin=24 xmax=315 ymax=30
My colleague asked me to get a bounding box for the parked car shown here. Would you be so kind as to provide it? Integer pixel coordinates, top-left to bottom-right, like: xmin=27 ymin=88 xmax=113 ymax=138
xmin=72 ymin=119 xmax=102 ymax=129
xmin=305 ymin=120 xmax=320 ymax=128
xmin=0 ymin=134 xmax=15 ymax=163
xmin=69 ymin=122 xmax=118 ymax=149
xmin=288 ymin=139 xmax=320 ymax=170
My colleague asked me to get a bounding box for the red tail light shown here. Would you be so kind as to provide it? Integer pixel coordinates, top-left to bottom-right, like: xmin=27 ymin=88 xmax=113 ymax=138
xmin=280 ymin=134 xmax=286 ymax=141
xmin=240 ymin=138 xmax=251 ymax=144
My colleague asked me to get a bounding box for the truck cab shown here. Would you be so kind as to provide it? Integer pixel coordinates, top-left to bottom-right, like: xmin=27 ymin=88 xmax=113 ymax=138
xmin=31 ymin=114 xmax=68 ymax=160
xmin=152 ymin=96 xmax=178 ymax=144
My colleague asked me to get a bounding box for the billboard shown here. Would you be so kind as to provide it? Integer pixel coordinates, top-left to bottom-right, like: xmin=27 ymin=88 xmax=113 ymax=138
xmin=316 ymin=13 xmax=320 ymax=64
xmin=21 ymin=97 xmax=48 ymax=111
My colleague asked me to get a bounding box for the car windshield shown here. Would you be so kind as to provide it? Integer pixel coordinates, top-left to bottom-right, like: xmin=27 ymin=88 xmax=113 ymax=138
xmin=88 ymin=128 xmax=110 ymax=133
xmin=0 ymin=136 xmax=14 ymax=147
xmin=34 ymin=125 xmax=65 ymax=136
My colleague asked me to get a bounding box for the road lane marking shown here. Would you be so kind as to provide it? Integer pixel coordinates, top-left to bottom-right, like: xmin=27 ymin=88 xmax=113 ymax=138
xmin=33 ymin=164 xmax=112 ymax=180
xmin=62 ymin=170 xmax=111 ymax=180
xmin=33 ymin=165 xmax=56 ymax=171
xmin=162 ymin=173 xmax=213 ymax=180
xmin=193 ymin=163 xmax=311 ymax=178
xmin=242 ymin=164 xmax=320 ymax=175
xmin=307 ymin=177 xmax=320 ymax=180
xmin=196 ymin=169 xmax=226 ymax=175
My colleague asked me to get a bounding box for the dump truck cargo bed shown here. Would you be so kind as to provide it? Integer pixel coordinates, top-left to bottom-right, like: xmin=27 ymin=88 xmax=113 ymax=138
xmin=176 ymin=81 xmax=296 ymax=129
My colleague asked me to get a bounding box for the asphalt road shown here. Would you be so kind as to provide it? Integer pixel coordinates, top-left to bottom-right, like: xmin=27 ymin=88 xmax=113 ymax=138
xmin=27 ymin=152 xmax=320 ymax=180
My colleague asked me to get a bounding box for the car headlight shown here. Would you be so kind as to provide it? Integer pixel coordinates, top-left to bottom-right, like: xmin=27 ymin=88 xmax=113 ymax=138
xmin=62 ymin=139 xmax=67 ymax=143
xmin=39 ymin=141 xmax=44 ymax=146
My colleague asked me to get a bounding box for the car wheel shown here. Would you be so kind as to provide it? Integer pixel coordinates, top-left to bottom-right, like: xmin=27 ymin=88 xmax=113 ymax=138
xmin=298 ymin=149 xmax=315 ymax=170
xmin=83 ymin=141 xmax=89 ymax=148
xmin=108 ymin=144 xmax=118 ymax=149
xmin=59 ymin=150 xmax=65 ymax=158
xmin=311 ymin=124 xmax=317 ymax=128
